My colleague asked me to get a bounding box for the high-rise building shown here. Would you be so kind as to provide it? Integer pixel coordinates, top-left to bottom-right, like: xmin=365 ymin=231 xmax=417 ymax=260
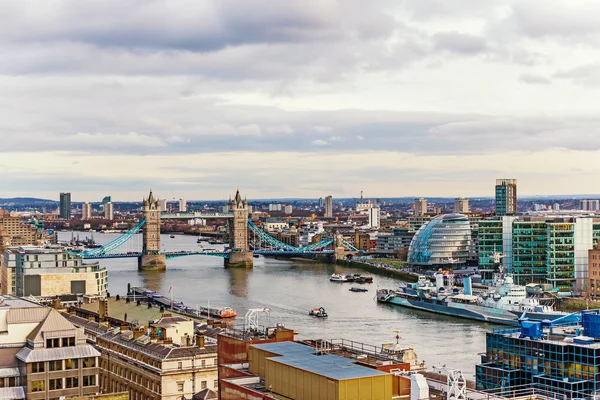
xmin=159 ymin=198 xmax=167 ymax=212
xmin=81 ymin=202 xmax=92 ymax=220
xmin=102 ymin=195 xmax=111 ymax=205
xmin=325 ymin=196 xmax=333 ymax=218
xmin=104 ymin=202 xmax=114 ymax=220
xmin=59 ymin=192 xmax=71 ymax=219
xmin=368 ymin=205 xmax=381 ymax=229
xmin=179 ymin=198 xmax=187 ymax=212
xmin=318 ymin=197 xmax=324 ymax=208
xmin=453 ymin=198 xmax=469 ymax=213
xmin=580 ymin=199 xmax=600 ymax=211
xmin=553 ymin=203 xmax=560 ymax=211
xmin=414 ymin=198 xmax=427 ymax=216
xmin=495 ymin=179 xmax=517 ymax=216
xmin=284 ymin=205 xmax=293 ymax=214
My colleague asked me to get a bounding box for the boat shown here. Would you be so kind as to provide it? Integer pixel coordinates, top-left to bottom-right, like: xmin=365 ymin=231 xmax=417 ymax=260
xmin=330 ymin=274 xmax=347 ymax=282
xmin=344 ymin=274 xmax=355 ymax=282
xmin=309 ymin=307 xmax=328 ymax=318
xmin=253 ymin=254 xmax=260 ymax=258
xmin=196 ymin=238 xmax=203 ymax=243
xmin=349 ymin=287 xmax=368 ymax=292
xmin=170 ymin=235 xmax=175 ymax=238
xmin=376 ymin=275 xmax=521 ymax=325
xmin=354 ymin=275 xmax=373 ymax=283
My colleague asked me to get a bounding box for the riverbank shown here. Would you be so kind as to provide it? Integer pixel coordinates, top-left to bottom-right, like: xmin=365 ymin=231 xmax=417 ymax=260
xmin=335 ymin=259 xmax=419 ymax=282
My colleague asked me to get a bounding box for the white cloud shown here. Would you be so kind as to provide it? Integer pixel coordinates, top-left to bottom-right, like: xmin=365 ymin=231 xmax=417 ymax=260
xmin=71 ymin=132 xmax=165 ymax=147
xmin=266 ymin=125 xmax=294 ymax=135
xmin=311 ymin=139 xmax=329 ymax=146
xmin=356 ymin=135 xmax=365 ymax=140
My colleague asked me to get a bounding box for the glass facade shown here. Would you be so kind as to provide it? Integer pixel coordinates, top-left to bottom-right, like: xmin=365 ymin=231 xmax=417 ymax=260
xmin=512 ymin=221 xmax=547 ymax=285
xmin=407 ymin=214 xmax=471 ymax=267
xmin=478 ymin=220 xmax=503 ymax=270
xmin=547 ymin=223 xmax=575 ymax=290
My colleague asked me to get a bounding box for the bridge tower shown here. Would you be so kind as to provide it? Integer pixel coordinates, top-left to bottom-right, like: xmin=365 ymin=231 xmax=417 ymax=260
xmin=225 ymin=189 xmax=253 ymax=268
xmin=138 ymin=189 xmax=167 ymax=271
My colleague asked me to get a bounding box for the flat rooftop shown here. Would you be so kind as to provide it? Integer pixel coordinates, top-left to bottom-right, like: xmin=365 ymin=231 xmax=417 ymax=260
xmin=252 ymin=341 xmax=388 ymax=381
xmin=0 ymin=295 xmax=42 ymax=309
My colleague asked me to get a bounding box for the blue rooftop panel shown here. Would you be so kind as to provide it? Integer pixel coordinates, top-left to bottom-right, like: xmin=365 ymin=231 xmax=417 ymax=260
xmin=251 ymin=341 xmax=388 ymax=381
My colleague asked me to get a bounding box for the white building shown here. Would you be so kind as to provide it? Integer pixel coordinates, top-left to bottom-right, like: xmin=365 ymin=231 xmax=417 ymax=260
xmin=104 ymin=202 xmax=114 ymax=220
xmin=159 ymin=199 xmax=168 ymax=212
xmin=81 ymin=202 xmax=92 ymax=220
xmin=553 ymin=203 xmax=560 ymax=211
xmin=580 ymin=200 xmax=600 ymax=211
xmin=368 ymin=205 xmax=381 ymax=229
xmin=179 ymin=198 xmax=187 ymax=212
xmin=414 ymin=198 xmax=427 ymax=216
xmin=3 ymin=246 xmax=108 ymax=297
xmin=284 ymin=205 xmax=293 ymax=214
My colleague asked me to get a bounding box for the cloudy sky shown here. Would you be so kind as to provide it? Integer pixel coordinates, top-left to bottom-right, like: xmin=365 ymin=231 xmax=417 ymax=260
xmin=2 ymin=0 xmax=599 ymax=201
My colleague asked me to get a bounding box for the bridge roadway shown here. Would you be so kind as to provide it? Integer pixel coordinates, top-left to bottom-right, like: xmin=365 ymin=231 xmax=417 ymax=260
xmin=81 ymin=249 xmax=334 ymax=260
xmin=160 ymin=211 xmax=233 ymax=219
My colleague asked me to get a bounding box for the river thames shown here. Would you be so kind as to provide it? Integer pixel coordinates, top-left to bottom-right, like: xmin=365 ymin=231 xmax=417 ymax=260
xmin=60 ymin=231 xmax=497 ymax=377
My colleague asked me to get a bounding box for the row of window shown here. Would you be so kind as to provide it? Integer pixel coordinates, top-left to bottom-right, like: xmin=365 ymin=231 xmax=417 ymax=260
xmin=31 ymin=376 xmax=96 ymax=392
xmin=33 ymin=357 xmax=96 ymax=372
xmin=177 ymin=379 xmax=217 ymax=392
xmin=46 ymin=337 xmax=76 ymax=348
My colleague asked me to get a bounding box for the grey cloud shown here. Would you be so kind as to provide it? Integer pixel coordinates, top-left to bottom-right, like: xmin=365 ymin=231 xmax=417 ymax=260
xmin=432 ymin=31 xmax=488 ymax=54
xmin=519 ymin=73 xmax=551 ymax=85
xmin=554 ymin=64 xmax=600 ymax=86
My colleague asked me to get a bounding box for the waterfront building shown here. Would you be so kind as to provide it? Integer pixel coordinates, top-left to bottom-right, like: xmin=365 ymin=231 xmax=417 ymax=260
xmin=407 ymin=214 xmax=472 ymax=268
xmin=3 ymin=245 xmax=108 ymax=297
xmin=325 ymin=195 xmax=333 ymax=218
xmin=375 ymin=228 xmax=414 ymax=255
xmin=495 ymin=179 xmax=517 ymax=216
xmin=179 ymin=198 xmax=187 ymax=212
xmin=589 ymin=248 xmax=600 ymax=298
xmin=104 ymin=202 xmax=114 ymax=220
xmin=82 ymin=202 xmax=92 ymax=220
xmin=414 ymin=198 xmax=427 ymax=216
xmin=0 ymin=295 xmax=100 ymax=400
xmin=476 ymin=311 xmax=600 ymax=398
xmin=511 ymin=220 xmax=548 ymax=285
xmin=454 ymin=198 xmax=469 ymax=213
xmin=580 ymin=199 xmax=600 ymax=211
xmin=60 ymin=192 xmax=72 ymax=219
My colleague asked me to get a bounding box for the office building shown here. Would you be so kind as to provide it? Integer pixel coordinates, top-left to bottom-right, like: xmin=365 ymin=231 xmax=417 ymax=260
xmin=376 ymin=228 xmax=415 ymax=255
xmin=477 ymin=311 xmax=600 ymax=398
xmin=104 ymin=202 xmax=114 ymax=220
xmin=82 ymin=202 xmax=92 ymax=220
xmin=284 ymin=205 xmax=293 ymax=214
xmin=318 ymin=197 xmax=324 ymax=208
xmin=0 ymin=296 xmax=100 ymax=400
xmin=179 ymin=198 xmax=187 ymax=212
xmin=580 ymin=199 xmax=600 ymax=211
xmin=59 ymin=192 xmax=72 ymax=219
xmin=408 ymin=214 xmax=472 ymax=267
xmin=454 ymin=198 xmax=469 ymax=213
xmin=159 ymin=199 xmax=168 ymax=212
xmin=3 ymin=246 xmax=108 ymax=297
xmin=414 ymin=198 xmax=427 ymax=216
xmin=589 ymin=249 xmax=600 ymax=298
xmin=325 ymin=195 xmax=333 ymax=218
xmin=495 ymin=179 xmax=517 ymax=216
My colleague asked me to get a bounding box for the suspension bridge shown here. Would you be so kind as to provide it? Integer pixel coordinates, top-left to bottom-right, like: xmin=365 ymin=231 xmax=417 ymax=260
xmin=70 ymin=189 xmax=358 ymax=270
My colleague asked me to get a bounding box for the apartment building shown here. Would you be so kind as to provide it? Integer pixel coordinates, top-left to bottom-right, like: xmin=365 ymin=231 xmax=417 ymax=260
xmin=0 ymin=295 xmax=100 ymax=399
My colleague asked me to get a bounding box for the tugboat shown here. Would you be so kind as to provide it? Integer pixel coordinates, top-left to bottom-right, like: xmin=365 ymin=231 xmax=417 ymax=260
xmin=349 ymin=287 xmax=368 ymax=292
xmin=309 ymin=307 xmax=328 ymax=318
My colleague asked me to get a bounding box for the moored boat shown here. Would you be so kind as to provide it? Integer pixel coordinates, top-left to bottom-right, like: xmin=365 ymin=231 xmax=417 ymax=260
xmin=330 ymin=274 xmax=347 ymax=282
xmin=349 ymin=287 xmax=368 ymax=292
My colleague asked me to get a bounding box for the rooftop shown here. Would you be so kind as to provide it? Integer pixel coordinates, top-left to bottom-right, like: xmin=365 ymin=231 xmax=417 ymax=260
xmin=252 ymin=341 xmax=388 ymax=381
xmin=0 ymin=295 xmax=42 ymax=309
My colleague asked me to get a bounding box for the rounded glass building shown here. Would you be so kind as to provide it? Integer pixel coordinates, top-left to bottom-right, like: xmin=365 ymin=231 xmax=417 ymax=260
xmin=408 ymin=214 xmax=472 ymax=267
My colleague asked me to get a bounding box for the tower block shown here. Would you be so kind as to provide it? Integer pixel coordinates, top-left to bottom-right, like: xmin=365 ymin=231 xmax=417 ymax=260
xmin=225 ymin=189 xmax=253 ymax=268
xmin=138 ymin=189 xmax=166 ymax=271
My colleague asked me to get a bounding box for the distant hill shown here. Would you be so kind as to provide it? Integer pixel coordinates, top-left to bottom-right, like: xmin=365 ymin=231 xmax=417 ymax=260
xmin=0 ymin=197 xmax=57 ymax=205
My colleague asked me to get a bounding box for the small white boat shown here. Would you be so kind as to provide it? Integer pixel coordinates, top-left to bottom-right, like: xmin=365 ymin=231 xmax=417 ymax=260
xmin=330 ymin=274 xmax=347 ymax=282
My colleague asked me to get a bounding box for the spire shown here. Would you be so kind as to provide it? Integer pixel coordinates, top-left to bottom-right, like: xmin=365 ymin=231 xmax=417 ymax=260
xmin=148 ymin=189 xmax=155 ymax=205
xmin=234 ymin=189 xmax=242 ymax=204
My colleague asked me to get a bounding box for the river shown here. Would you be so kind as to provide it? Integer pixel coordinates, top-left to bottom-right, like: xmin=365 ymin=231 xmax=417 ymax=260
xmin=60 ymin=231 xmax=496 ymax=378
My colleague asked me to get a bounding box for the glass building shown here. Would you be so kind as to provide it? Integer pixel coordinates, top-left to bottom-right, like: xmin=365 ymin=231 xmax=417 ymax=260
xmin=59 ymin=192 xmax=71 ymax=220
xmin=495 ymin=179 xmax=517 ymax=216
xmin=407 ymin=214 xmax=472 ymax=267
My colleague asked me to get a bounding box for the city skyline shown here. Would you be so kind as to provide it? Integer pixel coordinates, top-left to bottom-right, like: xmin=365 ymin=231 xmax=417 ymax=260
xmin=3 ymin=1 xmax=600 ymax=200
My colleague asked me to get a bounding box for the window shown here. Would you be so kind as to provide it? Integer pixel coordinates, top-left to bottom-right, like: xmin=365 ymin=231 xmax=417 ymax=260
xmin=214 ymin=380 xmax=218 ymax=388
xmin=201 ymin=380 xmax=207 ymax=389
xmin=49 ymin=378 xmax=63 ymax=390
xmin=177 ymin=381 xmax=184 ymax=392
xmin=66 ymin=377 xmax=79 ymax=388
xmin=49 ymin=360 xmax=63 ymax=371
xmin=201 ymin=359 xmax=206 ymax=367
xmin=83 ymin=357 xmax=96 ymax=368
xmin=178 ymin=361 xmax=182 ymax=370
xmin=62 ymin=337 xmax=76 ymax=347
xmin=83 ymin=375 xmax=96 ymax=387
xmin=65 ymin=358 xmax=78 ymax=369
xmin=46 ymin=338 xmax=59 ymax=348
xmin=31 ymin=380 xmax=44 ymax=392
xmin=32 ymin=362 xmax=44 ymax=373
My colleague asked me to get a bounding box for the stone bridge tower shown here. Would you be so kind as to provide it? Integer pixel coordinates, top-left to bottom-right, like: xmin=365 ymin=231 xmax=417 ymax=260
xmin=139 ymin=189 xmax=166 ymax=271
xmin=225 ymin=189 xmax=253 ymax=268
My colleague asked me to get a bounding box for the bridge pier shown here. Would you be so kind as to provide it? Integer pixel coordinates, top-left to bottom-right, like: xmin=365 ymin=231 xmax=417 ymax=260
xmin=224 ymin=251 xmax=254 ymax=268
xmin=138 ymin=254 xmax=167 ymax=271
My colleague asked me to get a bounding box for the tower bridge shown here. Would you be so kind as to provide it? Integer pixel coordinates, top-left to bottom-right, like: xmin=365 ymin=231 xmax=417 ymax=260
xmin=73 ymin=189 xmax=356 ymax=270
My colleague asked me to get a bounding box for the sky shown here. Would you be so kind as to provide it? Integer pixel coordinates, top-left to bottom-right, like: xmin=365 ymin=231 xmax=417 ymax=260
xmin=2 ymin=0 xmax=600 ymax=202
